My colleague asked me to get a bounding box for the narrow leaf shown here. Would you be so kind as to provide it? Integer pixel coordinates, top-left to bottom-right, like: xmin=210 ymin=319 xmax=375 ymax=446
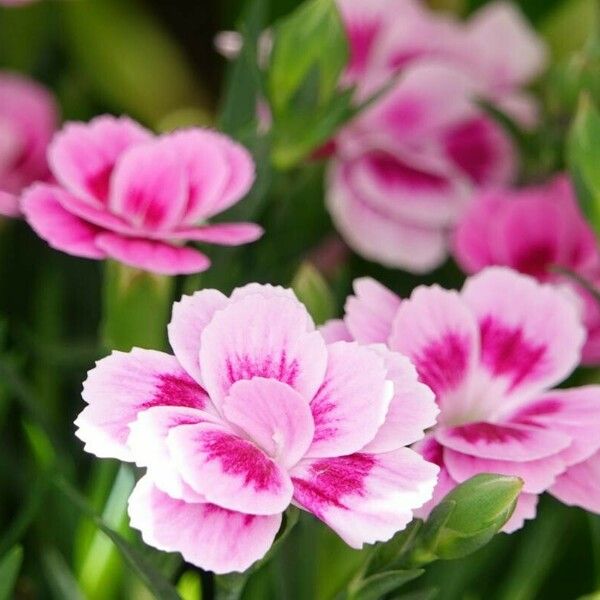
xmin=0 ymin=546 xmax=23 ymax=600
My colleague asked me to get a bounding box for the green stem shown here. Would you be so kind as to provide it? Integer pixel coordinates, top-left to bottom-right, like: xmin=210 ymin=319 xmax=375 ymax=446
xmin=590 ymin=513 xmax=600 ymax=590
xmin=213 ymin=572 xmax=248 ymax=600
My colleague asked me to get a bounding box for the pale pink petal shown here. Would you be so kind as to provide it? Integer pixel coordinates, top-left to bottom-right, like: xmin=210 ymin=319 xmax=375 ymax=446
xmin=319 ymin=319 xmax=352 ymax=343
xmin=75 ymin=348 xmax=214 ymax=461
xmin=551 ymin=450 xmax=600 ymax=513
xmin=435 ymin=421 xmax=571 ymax=461
xmin=128 ymin=476 xmax=281 ymax=574
xmin=307 ymin=341 xmax=391 ymax=458
xmin=502 ymin=492 xmax=538 ymax=533
xmin=199 ymin=292 xmax=328 ymax=406
xmin=223 ymin=378 xmax=314 ymax=469
xmin=362 ymin=347 xmax=439 ymax=453
xmin=465 ymin=1 xmax=547 ymax=91
xmin=170 ymin=222 xmax=263 ymax=245
xmin=326 ymin=161 xmax=448 ymax=273
xmin=461 ymin=267 xmax=586 ymax=397
xmin=229 ymin=283 xmax=303 ymax=305
xmin=168 ymin=422 xmax=293 ymax=515
xmin=292 ymin=448 xmax=438 ymax=548
xmin=49 ymin=115 xmax=152 ymax=205
xmin=128 ymin=406 xmax=215 ymax=502
xmin=412 ymin=437 xmax=457 ymax=520
xmin=167 ymin=289 xmax=229 ymax=383
xmin=109 ymin=139 xmax=187 ymax=231
xmin=195 ymin=130 xmax=255 ymax=219
xmin=511 ymin=387 xmax=600 ymax=465
xmin=388 ymin=285 xmax=479 ymax=404
xmin=444 ymin=448 xmax=565 ymax=494
xmin=344 ymin=277 xmax=401 ymax=344
xmin=21 ymin=183 xmax=106 ymax=259
xmin=443 ymin=116 xmax=516 ymax=186
xmin=0 ymin=191 xmax=20 ymax=217
xmin=95 ymin=233 xmax=210 ymax=275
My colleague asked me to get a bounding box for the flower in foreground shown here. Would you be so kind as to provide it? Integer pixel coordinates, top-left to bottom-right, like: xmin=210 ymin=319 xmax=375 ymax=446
xmin=326 ymin=0 xmax=545 ymax=272
xmin=453 ymin=174 xmax=600 ymax=365
xmin=323 ymin=267 xmax=600 ymax=530
xmin=0 ymin=72 xmax=57 ymax=217
xmin=75 ymin=284 xmax=439 ymax=573
xmin=21 ymin=115 xmax=262 ymax=275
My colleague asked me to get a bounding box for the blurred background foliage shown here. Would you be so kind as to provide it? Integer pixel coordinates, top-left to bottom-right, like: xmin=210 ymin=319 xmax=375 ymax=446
xmin=1 ymin=0 xmax=600 ymax=598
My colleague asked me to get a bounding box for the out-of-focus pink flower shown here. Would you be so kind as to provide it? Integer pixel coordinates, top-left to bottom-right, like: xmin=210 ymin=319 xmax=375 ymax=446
xmin=453 ymin=175 xmax=600 ymax=365
xmin=21 ymin=115 xmax=263 ymax=275
xmin=75 ymin=284 xmax=439 ymax=573
xmin=326 ymin=0 xmax=546 ymax=273
xmin=324 ymin=267 xmax=600 ymax=530
xmin=0 ymin=72 xmax=57 ymax=217
xmin=0 ymin=0 xmax=37 ymax=5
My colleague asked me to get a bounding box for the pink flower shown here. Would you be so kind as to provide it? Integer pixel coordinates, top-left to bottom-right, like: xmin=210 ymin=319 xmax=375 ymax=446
xmin=0 ymin=72 xmax=57 ymax=217
xmin=21 ymin=116 xmax=262 ymax=275
xmin=75 ymin=284 xmax=439 ymax=573
xmin=326 ymin=1 xmax=545 ymax=273
xmin=453 ymin=175 xmax=600 ymax=365
xmin=324 ymin=267 xmax=600 ymax=530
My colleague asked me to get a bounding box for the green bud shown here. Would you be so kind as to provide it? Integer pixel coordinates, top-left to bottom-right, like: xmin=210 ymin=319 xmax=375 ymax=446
xmin=292 ymin=262 xmax=336 ymax=325
xmin=410 ymin=474 xmax=523 ymax=563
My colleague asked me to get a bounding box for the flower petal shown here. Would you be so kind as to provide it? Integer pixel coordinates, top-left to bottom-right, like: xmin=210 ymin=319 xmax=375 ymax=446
xmin=199 ymin=291 xmax=328 ymax=407
xmin=461 ymin=267 xmax=585 ymax=398
xmin=0 ymin=191 xmax=20 ymax=217
xmin=49 ymin=115 xmax=152 ymax=205
xmin=168 ymin=422 xmax=294 ymax=515
xmin=551 ymin=450 xmax=600 ymax=513
xmin=444 ymin=448 xmax=565 ymax=494
xmin=75 ymin=348 xmax=214 ymax=461
xmin=167 ymin=289 xmax=228 ymax=383
xmin=319 ymin=319 xmax=352 ymax=343
xmin=223 ymin=378 xmax=315 ymax=468
xmin=435 ymin=421 xmax=571 ymax=461
xmin=128 ymin=405 xmax=213 ymax=502
xmin=389 ymin=284 xmax=479 ymax=405
xmin=128 ymin=476 xmax=281 ymax=574
xmin=21 ymin=183 xmax=106 ymax=259
xmin=502 ymin=493 xmax=538 ymax=533
xmin=95 ymin=233 xmax=210 ymax=275
xmin=291 ymin=448 xmax=438 ymax=548
xmin=307 ymin=342 xmax=392 ymax=458
xmin=362 ymin=347 xmax=439 ymax=453
xmin=109 ymin=139 xmax=188 ymax=231
xmin=344 ymin=277 xmax=401 ymax=344
xmin=170 ymin=222 xmax=263 ymax=245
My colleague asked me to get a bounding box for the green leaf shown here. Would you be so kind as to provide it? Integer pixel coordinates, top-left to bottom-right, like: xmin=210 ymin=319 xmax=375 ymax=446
xmin=42 ymin=548 xmax=85 ymax=600
xmin=349 ymin=570 xmax=424 ymax=600
xmin=409 ymin=474 xmax=522 ymax=563
xmin=268 ymin=0 xmax=348 ymax=116
xmin=101 ymin=261 xmax=173 ymax=351
xmin=53 ymin=475 xmax=181 ymax=600
xmin=365 ymin=520 xmax=423 ymax=577
xmin=0 ymin=546 xmax=23 ymax=600
xmin=267 ymin=0 xmax=353 ymax=168
xmin=292 ymin=262 xmax=336 ymax=325
xmin=568 ymin=93 xmax=600 ymax=236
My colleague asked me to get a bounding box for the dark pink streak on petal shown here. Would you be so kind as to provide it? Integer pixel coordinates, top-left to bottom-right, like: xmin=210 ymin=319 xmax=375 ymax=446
xmin=512 ymin=398 xmax=562 ymax=424
xmin=86 ymin=163 xmax=114 ymax=204
xmin=511 ymin=244 xmax=556 ymax=279
xmin=225 ymin=351 xmax=299 ymax=389
xmin=202 ymin=431 xmax=282 ymax=493
xmin=144 ymin=373 xmax=210 ymax=410
xmin=346 ymin=21 xmax=380 ymax=78
xmin=292 ymin=454 xmax=375 ymax=516
xmin=449 ymin=422 xmax=529 ymax=445
xmin=368 ymin=151 xmax=448 ymax=192
xmin=413 ymin=332 xmax=470 ymax=396
xmin=479 ymin=316 xmax=546 ymax=390
xmin=444 ymin=119 xmax=497 ymax=184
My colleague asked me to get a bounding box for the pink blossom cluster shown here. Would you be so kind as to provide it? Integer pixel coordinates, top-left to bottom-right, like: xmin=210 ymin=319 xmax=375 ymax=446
xmin=453 ymin=175 xmax=600 ymax=365
xmin=323 ymin=267 xmax=600 ymax=529
xmin=21 ymin=116 xmax=263 ymax=275
xmin=327 ymin=0 xmax=546 ymax=272
xmin=0 ymin=72 xmax=57 ymax=218
xmin=76 ymin=284 xmax=439 ymax=573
